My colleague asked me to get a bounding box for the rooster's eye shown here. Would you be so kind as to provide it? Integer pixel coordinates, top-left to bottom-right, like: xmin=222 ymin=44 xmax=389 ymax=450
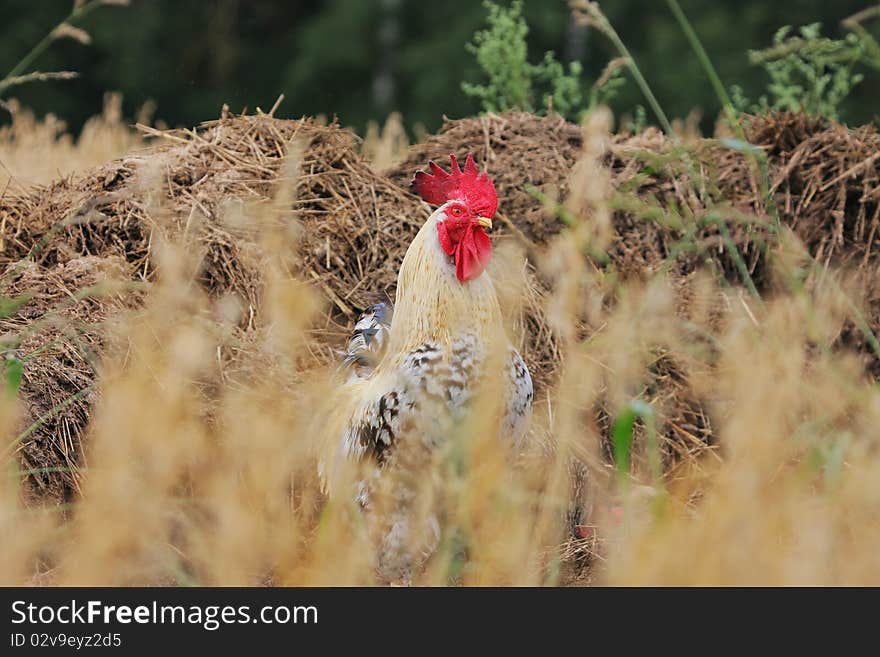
xmin=451 ymin=206 xmax=463 ymax=216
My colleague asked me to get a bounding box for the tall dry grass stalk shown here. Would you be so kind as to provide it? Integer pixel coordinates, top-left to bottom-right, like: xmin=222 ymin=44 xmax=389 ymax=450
xmin=0 ymin=93 xmax=145 ymax=190
xmin=362 ymin=112 xmax=410 ymax=171
xmin=2 ymin=101 xmax=880 ymax=586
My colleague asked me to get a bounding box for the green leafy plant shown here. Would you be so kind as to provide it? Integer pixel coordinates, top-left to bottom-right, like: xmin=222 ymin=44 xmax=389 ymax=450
xmin=626 ymin=105 xmax=647 ymax=134
xmin=462 ymin=0 xmax=533 ymax=114
xmin=463 ymin=0 xmax=621 ymax=121
xmin=843 ymin=6 xmax=880 ymax=72
xmin=735 ymin=23 xmax=869 ymax=119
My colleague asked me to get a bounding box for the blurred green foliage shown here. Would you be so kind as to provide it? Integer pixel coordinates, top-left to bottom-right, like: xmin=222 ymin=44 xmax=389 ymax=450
xmin=462 ymin=0 xmax=541 ymax=114
xmin=732 ymin=23 xmax=870 ymax=119
xmin=0 ymin=0 xmax=877 ymax=136
xmin=460 ymin=1 xmax=625 ymax=122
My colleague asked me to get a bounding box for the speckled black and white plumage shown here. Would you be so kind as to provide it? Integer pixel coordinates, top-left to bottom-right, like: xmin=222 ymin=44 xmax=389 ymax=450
xmin=504 ymin=349 xmax=534 ymax=442
xmin=341 ymin=325 xmax=533 ymax=465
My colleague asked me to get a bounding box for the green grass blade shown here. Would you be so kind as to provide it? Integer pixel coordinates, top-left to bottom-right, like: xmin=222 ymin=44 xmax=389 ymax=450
xmin=575 ymin=3 xmax=673 ymax=134
xmin=612 ymin=399 xmax=654 ymax=476
xmin=4 ymin=355 xmax=23 ymax=397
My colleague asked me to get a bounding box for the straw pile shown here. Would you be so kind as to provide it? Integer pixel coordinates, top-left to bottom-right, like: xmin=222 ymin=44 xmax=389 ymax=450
xmin=3 ymin=109 xmax=879 ymax=503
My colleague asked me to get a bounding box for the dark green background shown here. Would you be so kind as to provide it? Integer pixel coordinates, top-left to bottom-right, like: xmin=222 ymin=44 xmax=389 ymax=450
xmin=0 ymin=0 xmax=876 ymax=136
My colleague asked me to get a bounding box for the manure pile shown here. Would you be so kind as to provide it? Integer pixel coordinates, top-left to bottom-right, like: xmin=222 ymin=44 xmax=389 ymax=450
xmin=2 ymin=109 xmax=879 ymax=503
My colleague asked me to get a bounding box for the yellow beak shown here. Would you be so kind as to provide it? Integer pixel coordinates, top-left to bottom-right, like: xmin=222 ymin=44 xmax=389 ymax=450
xmin=477 ymin=216 xmax=493 ymax=230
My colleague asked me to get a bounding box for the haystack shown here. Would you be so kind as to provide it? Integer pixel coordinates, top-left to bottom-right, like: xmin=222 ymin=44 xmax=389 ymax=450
xmin=1 ymin=114 xmax=429 ymax=502
xmin=3 ymin=108 xmax=880 ymax=504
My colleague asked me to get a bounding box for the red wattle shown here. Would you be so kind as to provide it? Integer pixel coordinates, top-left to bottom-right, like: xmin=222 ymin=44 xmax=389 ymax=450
xmin=454 ymin=226 xmax=491 ymax=282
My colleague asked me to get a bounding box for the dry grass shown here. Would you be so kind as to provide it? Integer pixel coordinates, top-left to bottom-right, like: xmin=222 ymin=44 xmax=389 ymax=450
xmin=362 ymin=112 xmax=410 ymax=171
xmin=2 ymin=100 xmax=880 ymax=586
xmin=0 ymin=93 xmax=146 ymax=191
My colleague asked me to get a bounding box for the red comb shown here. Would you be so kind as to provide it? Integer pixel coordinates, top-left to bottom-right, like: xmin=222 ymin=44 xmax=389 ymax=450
xmin=411 ymin=153 xmax=498 ymax=218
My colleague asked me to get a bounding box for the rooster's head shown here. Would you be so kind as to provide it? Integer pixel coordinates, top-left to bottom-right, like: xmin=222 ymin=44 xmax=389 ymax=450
xmin=411 ymin=153 xmax=498 ymax=283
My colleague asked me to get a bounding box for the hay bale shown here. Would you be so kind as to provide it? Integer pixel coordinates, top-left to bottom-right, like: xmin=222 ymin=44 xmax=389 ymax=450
xmin=2 ymin=116 xmax=365 ymax=305
xmin=385 ymin=113 xmax=718 ymax=278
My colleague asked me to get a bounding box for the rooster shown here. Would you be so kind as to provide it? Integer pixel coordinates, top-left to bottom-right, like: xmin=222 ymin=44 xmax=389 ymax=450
xmin=325 ymin=153 xmax=533 ymax=583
